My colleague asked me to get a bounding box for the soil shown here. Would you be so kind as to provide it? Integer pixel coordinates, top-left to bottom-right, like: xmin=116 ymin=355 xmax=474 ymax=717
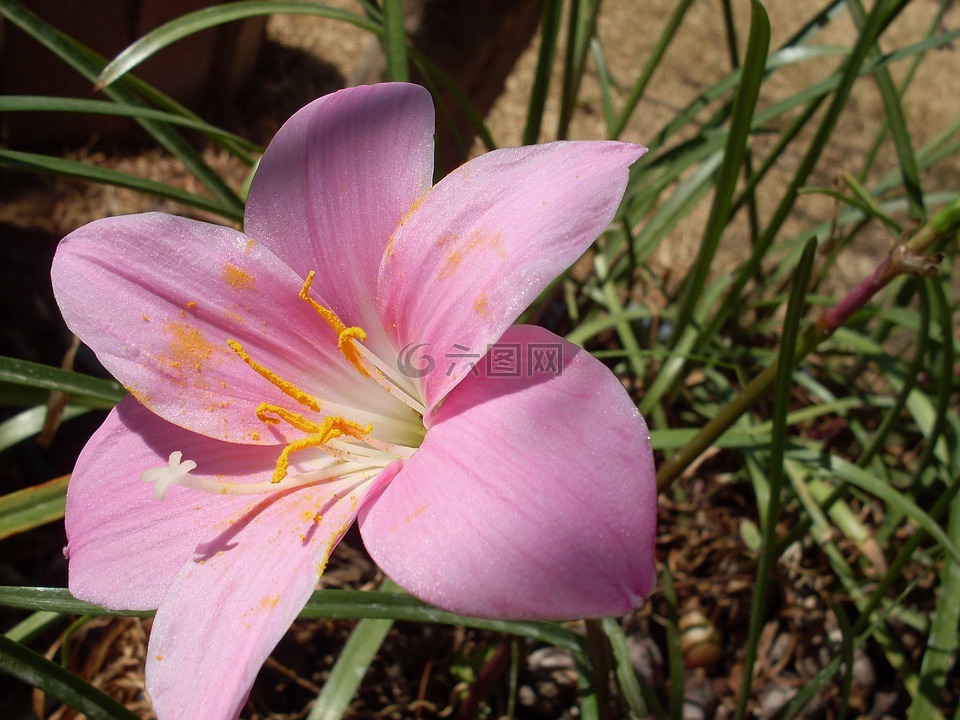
xmin=1 ymin=1 xmax=958 ymax=718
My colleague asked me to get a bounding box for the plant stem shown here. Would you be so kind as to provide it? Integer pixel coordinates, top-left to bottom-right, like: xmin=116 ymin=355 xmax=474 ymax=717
xmin=656 ymin=198 xmax=958 ymax=490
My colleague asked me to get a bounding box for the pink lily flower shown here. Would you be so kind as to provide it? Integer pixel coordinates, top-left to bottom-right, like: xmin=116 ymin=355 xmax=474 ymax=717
xmin=52 ymin=82 xmax=656 ymax=719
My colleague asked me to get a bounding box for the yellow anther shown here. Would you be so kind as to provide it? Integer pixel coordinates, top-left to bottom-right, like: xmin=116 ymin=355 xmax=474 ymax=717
xmin=299 ymin=271 xmax=370 ymax=377
xmin=256 ymin=404 xmax=323 ymax=434
xmin=227 ymin=339 xmax=320 ymax=412
xmin=270 ymin=415 xmax=373 ymax=484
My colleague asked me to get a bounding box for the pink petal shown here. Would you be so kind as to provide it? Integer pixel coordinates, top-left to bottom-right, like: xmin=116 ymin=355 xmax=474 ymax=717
xmin=358 ymin=325 xmax=657 ymax=620
xmin=145 ymin=474 xmax=372 ymax=720
xmin=245 ymin=83 xmax=435 ymax=355
xmin=52 ymin=212 xmax=411 ymax=444
xmin=66 ymin=397 xmax=282 ymax=610
xmin=377 ymin=141 xmax=645 ymax=409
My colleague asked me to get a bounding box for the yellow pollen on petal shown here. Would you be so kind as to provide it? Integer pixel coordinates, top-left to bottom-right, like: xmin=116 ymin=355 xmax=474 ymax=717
xmin=227 ymin=339 xmax=320 ymax=412
xmin=298 ymin=271 xmax=369 ymax=377
xmin=473 ymin=293 xmax=489 ymax=316
xmin=159 ymin=319 xmax=219 ymax=375
xmin=437 ymin=229 xmax=505 ymax=280
xmin=258 ymin=594 xmax=281 ymax=610
xmin=222 ymin=263 xmax=255 ymax=290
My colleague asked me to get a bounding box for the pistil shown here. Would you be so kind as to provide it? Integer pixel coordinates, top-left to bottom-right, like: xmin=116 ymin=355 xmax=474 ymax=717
xmin=142 ymin=450 xmax=382 ymax=499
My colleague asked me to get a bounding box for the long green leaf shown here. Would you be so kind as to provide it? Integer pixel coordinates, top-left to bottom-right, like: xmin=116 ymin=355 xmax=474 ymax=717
xmin=381 ymin=0 xmax=409 ymax=82
xmin=0 ymin=587 xmax=586 ymax=653
xmin=523 ymin=0 xmax=564 ymax=145
xmin=0 ymin=633 xmax=140 ymax=720
xmin=0 ymin=149 xmax=233 ymax=217
xmin=0 ymin=476 xmax=69 ymax=540
xmin=95 ymin=2 xmax=378 ymax=88
xmin=608 ymin=0 xmax=696 ymax=139
xmin=557 ymin=0 xmax=602 ymax=140
xmin=671 ymin=0 xmax=769 ymax=342
xmin=0 ymin=405 xmax=89 ymax=452
xmin=306 ymin=579 xmax=398 ymax=720
xmin=911 ymin=277 xmax=956 ymax=477
xmin=602 ymin=617 xmax=664 ymax=719
xmin=0 ymin=0 xmax=245 ymax=216
xmin=907 ymin=489 xmax=960 ymax=719
xmin=810 ymin=455 xmax=960 ymax=567
xmin=4 ymin=611 xmax=63 ymax=644
xmin=0 ymin=357 xmax=124 ymax=403
xmin=735 ymin=238 xmax=817 ymax=720
xmin=846 ymin=0 xmax=924 ymax=219
xmin=0 ymin=96 xmax=260 ymax=152
xmin=695 ymin=0 xmax=911 ymax=354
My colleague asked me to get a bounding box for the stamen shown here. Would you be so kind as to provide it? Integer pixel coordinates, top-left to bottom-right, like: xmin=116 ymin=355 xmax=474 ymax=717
xmin=328 ymin=436 xmax=417 ymax=460
xmin=299 ymin=272 xmax=369 ymax=376
xmin=227 ymin=339 xmax=320 ymax=412
xmin=142 ymin=451 xmax=197 ymax=499
xmin=350 ymin=341 xmax=427 ymax=416
xmin=256 ymin=403 xmax=323 ymax=433
xmin=297 ymin=270 xmax=428 ymax=416
xmin=143 ymin=272 xmax=430 ymax=507
xmin=266 ymin=414 xmax=373 ymax=484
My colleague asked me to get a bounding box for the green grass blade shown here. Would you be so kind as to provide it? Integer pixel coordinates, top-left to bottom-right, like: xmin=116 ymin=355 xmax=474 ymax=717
xmin=0 ymin=475 xmax=69 ymax=540
xmin=0 ymin=357 xmax=124 ymax=403
xmin=306 ymin=579 xmax=398 ymax=720
xmin=834 ymin=603 xmax=856 ymax=720
xmin=408 ymin=49 xmax=497 ymax=152
xmin=638 ymin=273 xmax=731 ymax=419
xmin=846 ymin=0 xmax=924 ymax=219
xmin=0 ymin=0 xmax=245 ymax=217
xmin=857 ymin=286 xmax=930 ymax=468
xmin=911 ymin=277 xmax=956 ymax=477
xmin=695 ymin=0 xmax=911 ymax=355
xmin=608 ymin=0 xmax=695 ymax=139
xmin=0 ymin=586 xmax=586 ymax=653
xmin=816 ymin=455 xmax=960 ymax=566
xmin=4 ymin=611 xmax=62 ymax=644
xmin=728 ymin=26 xmax=956 ymax=226
xmin=0 ymin=405 xmax=89 ymax=453
xmin=596 ymin=252 xmax=646 ymax=379
xmin=381 ymin=0 xmax=409 ymax=82
xmin=0 ymin=633 xmax=140 ymax=720
xmin=773 ymin=470 xmax=960 ymax=718
xmin=590 ymin=37 xmax=616 ymax=136
xmin=661 ymin=568 xmax=684 ymax=720
xmin=95 ymin=2 xmax=377 ymax=89
xmin=907 ymin=489 xmax=960 ymax=719
xmin=671 ymin=0 xmax=769 ymax=343
xmin=857 ymin=1 xmax=952 ymax=184
xmin=718 ymin=0 xmax=761 ymax=246
xmin=848 ymin=0 xmax=926 ymax=220
xmin=557 ymin=0 xmax=602 ymax=140
xmin=601 ymin=617 xmax=664 ymax=719
xmin=734 ymin=238 xmax=816 ymax=720
xmin=523 ymin=0 xmax=564 ymax=145
xmin=557 ymin=0 xmax=582 ymax=141
xmin=0 ymin=149 xmax=238 ymax=219
xmin=0 ymin=96 xmax=260 ymax=152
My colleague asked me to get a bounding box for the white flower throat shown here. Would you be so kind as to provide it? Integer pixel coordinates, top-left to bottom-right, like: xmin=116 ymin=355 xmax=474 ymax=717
xmin=142 ymin=270 xmax=426 ymax=500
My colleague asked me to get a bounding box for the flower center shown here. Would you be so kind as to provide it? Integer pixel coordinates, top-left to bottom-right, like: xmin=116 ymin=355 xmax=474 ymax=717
xmin=142 ymin=271 xmax=425 ymax=499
